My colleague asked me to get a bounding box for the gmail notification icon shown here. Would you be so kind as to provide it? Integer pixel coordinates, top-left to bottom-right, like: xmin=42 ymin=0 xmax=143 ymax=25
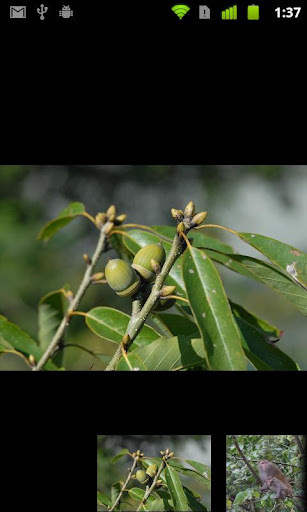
xmin=10 ymin=6 xmax=26 ymax=18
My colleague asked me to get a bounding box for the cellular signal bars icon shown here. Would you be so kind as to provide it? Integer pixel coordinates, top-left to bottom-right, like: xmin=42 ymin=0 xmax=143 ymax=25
xmin=221 ymin=5 xmax=237 ymax=19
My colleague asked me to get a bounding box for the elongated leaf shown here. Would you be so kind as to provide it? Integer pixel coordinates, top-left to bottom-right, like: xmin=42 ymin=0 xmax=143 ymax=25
xmin=183 ymin=487 xmax=208 ymax=511
xmin=116 ymin=353 xmax=148 ymax=371
xmin=164 ymin=465 xmax=189 ymax=511
xmin=235 ymin=316 xmax=298 ymax=371
xmin=229 ymin=301 xmax=283 ymax=340
xmin=185 ymin=460 xmax=211 ymax=482
xmin=38 ymin=289 xmax=69 ymax=350
xmin=111 ymin=448 xmax=130 ymax=464
xmin=97 ymin=491 xmax=112 ymax=507
xmin=0 ymin=315 xmax=58 ymax=370
xmin=142 ymin=498 xmax=166 ymax=511
xmin=238 ymin=232 xmax=307 ymax=288
xmin=128 ymin=488 xmax=156 ymax=504
xmin=168 ymin=461 xmax=211 ymax=487
xmin=183 ymin=247 xmax=247 ymax=370
xmin=225 ymin=254 xmax=307 ymax=316
xmin=116 ymin=336 xmax=207 ymax=371
xmin=38 ymin=202 xmax=86 ymax=240
xmin=153 ymin=314 xmax=198 ymax=337
xmin=86 ymin=307 xmax=161 ymax=349
xmin=123 ymin=230 xmax=186 ymax=299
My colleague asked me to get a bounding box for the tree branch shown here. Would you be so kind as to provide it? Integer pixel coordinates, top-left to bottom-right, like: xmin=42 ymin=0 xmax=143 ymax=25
xmin=32 ymin=221 xmax=112 ymax=371
xmin=105 ymin=233 xmax=186 ymax=371
xmin=109 ymin=457 xmax=138 ymax=511
xmin=294 ymin=435 xmax=304 ymax=455
xmin=232 ymin=435 xmax=262 ymax=485
xmin=136 ymin=459 xmax=166 ymax=511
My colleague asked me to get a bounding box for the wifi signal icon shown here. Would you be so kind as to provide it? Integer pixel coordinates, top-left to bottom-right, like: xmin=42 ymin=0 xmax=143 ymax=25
xmin=172 ymin=4 xmax=190 ymax=19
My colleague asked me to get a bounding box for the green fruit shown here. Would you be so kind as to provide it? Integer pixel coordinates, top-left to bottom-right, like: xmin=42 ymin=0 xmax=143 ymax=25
xmin=153 ymin=298 xmax=176 ymax=311
xmin=146 ymin=464 xmax=158 ymax=478
xmin=136 ymin=469 xmax=149 ymax=484
xmin=105 ymin=259 xmax=140 ymax=297
xmin=132 ymin=243 xmax=166 ymax=282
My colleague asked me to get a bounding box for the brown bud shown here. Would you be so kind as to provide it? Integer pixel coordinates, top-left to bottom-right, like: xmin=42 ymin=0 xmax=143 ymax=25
xmin=106 ymin=205 xmax=116 ymax=218
xmin=165 ymin=448 xmax=170 ymax=454
xmin=184 ymin=201 xmax=195 ymax=218
xmin=91 ymin=272 xmax=105 ymax=281
xmin=114 ymin=214 xmax=127 ymax=225
xmin=191 ymin=211 xmax=207 ymax=226
xmin=95 ymin=212 xmax=107 ymax=228
xmin=176 ymin=221 xmax=185 ymax=234
xmin=171 ymin=208 xmax=184 ymax=221
xmin=122 ymin=334 xmax=130 ymax=348
xmin=29 ymin=354 xmax=36 ymax=366
xmin=160 ymin=285 xmax=176 ymax=297
xmin=83 ymin=253 xmax=91 ymax=265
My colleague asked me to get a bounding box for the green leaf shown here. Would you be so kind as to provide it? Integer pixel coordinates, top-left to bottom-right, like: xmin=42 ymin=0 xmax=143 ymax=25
xmin=143 ymin=498 xmax=166 ymax=511
xmin=153 ymin=314 xmax=198 ymax=337
xmin=183 ymin=247 xmax=247 ymax=371
xmin=225 ymin=253 xmax=307 ymax=316
xmin=128 ymin=488 xmax=156 ymax=504
xmin=116 ymin=336 xmax=207 ymax=371
xmin=97 ymin=491 xmax=112 ymax=507
xmin=38 ymin=289 xmax=69 ymax=350
xmin=164 ymin=464 xmax=189 ymax=511
xmin=168 ymin=461 xmax=210 ymax=487
xmin=0 ymin=315 xmax=58 ymax=370
xmin=185 ymin=460 xmax=211 ymax=482
xmin=85 ymin=307 xmax=161 ymax=349
xmin=230 ymin=301 xmax=283 ymax=340
xmin=38 ymin=202 xmax=86 ymax=240
xmin=123 ymin=230 xmax=186 ymax=299
xmin=111 ymin=448 xmax=130 ymax=464
xmin=238 ymin=232 xmax=307 ymax=289
xmin=235 ymin=316 xmax=299 ymax=371
xmin=183 ymin=487 xmax=208 ymax=511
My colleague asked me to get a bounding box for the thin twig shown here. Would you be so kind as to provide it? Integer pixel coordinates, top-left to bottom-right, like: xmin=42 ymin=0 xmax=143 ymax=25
xmin=109 ymin=457 xmax=138 ymax=511
xmin=136 ymin=459 xmax=166 ymax=511
xmin=105 ymin=233 xmax=186 ymax=371
xmin=32 ymin=222 xmax=112 ymax=371
xmin=232 ymin=435 xmax=262 ymax=485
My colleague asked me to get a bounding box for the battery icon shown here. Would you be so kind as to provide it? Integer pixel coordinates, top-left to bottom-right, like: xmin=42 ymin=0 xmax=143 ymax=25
xmin=247 ymin=4 xmax=259 ymax=20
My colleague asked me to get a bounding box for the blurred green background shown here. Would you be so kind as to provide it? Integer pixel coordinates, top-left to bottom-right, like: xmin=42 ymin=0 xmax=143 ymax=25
xmin=97 ymin=434 xmax=211 ymax=510
xmin=1 ymin=165 xmax=307 ymax=370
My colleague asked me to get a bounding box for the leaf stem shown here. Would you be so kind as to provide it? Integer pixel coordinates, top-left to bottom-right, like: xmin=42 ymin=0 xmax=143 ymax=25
xmin=109 ymin=457 xmax=138 ymax=511
xmin=195 ymin=223 xmax=238 ymax=236
xmin=105 ymin=233 xmax=186 ymax=371
xmin=32 ymin=222 xmax=112 ymax=371
xmin=136 ymin=459 xmax=166 ymax=511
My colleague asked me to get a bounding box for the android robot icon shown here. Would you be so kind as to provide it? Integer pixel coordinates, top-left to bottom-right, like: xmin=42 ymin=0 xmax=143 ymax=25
xmin=59 ymin=5 xmax=73 ymax=18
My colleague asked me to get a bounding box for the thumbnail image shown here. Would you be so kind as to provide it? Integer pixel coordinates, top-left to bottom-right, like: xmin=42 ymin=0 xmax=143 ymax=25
xmin=97 ymin=434 xmax=211 ymax=511
xmin=226 ymin=435 xmax=305 ymax=511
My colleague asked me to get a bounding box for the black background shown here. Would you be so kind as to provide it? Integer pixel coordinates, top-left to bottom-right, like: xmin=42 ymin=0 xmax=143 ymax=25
xmin=1 ymin=0 xmax=306 ymax=510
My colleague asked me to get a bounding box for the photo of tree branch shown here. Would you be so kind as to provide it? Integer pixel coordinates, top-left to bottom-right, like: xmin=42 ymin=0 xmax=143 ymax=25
xmin=1 ymin=166 xmax=307 ymax=371
xmin=226 ymin=435 xmax=305 ymax=512
xmin=97 ymin=435 xmax=211 ymax=511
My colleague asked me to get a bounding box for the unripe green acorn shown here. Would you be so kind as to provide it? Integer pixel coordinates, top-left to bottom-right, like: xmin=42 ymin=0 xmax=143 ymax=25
xmin=135 ymin=470 xmax=149 ymax=484
xmin=105 ymin=259 xmax=141 ymax=296
xmin=153 ymin=297 xmax=176 ymax=311
xmin=132 ymin=243 xmax=166 ymax=282
xmin=146 ymin=464 xmax=158 ymax=478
